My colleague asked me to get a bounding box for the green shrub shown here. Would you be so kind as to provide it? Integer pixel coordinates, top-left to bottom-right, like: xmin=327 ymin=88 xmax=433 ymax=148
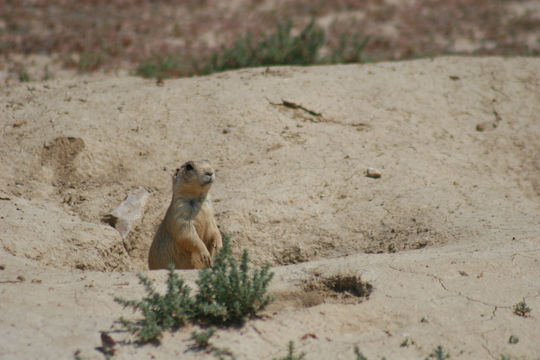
xmin=195 ymin=240 xmax=274 ymax=325
xmin=200 ymin=20 xmax=324 ymax=75
xmin=114 ymin=239 xmax=273 ymax=343
xmin=136 ymin=19 xmax=369 ymax=78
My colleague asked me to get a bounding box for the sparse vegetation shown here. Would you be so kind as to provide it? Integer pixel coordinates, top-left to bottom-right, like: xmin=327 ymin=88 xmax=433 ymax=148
xmin=513 ymin=301 xmax=531 ymax=317
xmin=212 ymin=347 xmax=237 ymax=360
xmin=328 ymin=33 xmax=370 ymax=64
xmin=400 ymin=338 xmax=409 ymax=347
xmin=114 ymin=239 xmax=273 ymax=343
xmin=18 ymin=68 xmax=30 ymax=82
xmin=198 ymin=20 xmax=325 ymax=75
xmin=1 ymin=0 xmax=537 ymax=83
xmin=76 ymin=51 xmax=104 ymax=72
xmin=2 ymin=1 xmax=538 ymax=82
xmin=426 ymin=345 xmax=450 ymax=360
xmin=194 ymin=240 xmax=274 ymax=325
xmin=508 ymin=335 xmax=519 ymax=344
xmin=187 ymin=327 xmax=237 ymax=359
xmin=114 ymin=268 xmax=195 ymax=343
xmin=189 ymin=327 xmax=216 ymax=350
xmin=11 ymin=64 xmax=30 ymax=82
xmin=136 ymin=53 xmax=193 ymax=80
xmin=136 ymin=20 xmax=369 ymax=78
xmin=273 ymin=341 xmax=306 ymax=360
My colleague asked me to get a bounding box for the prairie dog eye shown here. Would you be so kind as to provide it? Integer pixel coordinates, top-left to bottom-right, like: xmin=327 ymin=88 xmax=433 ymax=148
xmin=185 ymin=163 xmax=194 ymax=171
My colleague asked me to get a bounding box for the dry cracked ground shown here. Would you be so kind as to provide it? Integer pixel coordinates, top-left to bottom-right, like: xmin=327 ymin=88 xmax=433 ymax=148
xmin=0 ymin=56 xmax=539 ymax=359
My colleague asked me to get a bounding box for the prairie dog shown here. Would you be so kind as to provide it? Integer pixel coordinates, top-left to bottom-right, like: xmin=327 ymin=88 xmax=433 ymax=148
xmin=148 ymin=160 xmax=222 ymax=270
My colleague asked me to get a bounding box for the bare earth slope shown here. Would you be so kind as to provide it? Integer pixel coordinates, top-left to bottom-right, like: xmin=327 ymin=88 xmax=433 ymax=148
xmin=0 ymin=57 xmax=539 ymax=359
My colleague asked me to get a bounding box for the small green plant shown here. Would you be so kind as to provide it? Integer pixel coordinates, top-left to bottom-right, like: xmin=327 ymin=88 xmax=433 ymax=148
xmin=400 ymin=338 xmax=409 ymax=347
xmin=508 ymin=335 xmax=519 ymax=344
xmin=513 ymin=301 xmax=531 ymax=317
xmin=188 ymin=327 xmax=237 ymax=359
xmin=114 ymin=268 xmax=195 ymax=343
xmin=273 ymin=341 xmax=306 ymax=360
xmin=500 ymin=356 xmax=510 ymax=360
xmin=189 ymin=327 xmax=216 ymax=350
xmin=212 ymin=347 xmax=237 ymax=360
xmin=194 ymin=240 xmax=274 ymax=325
xmin=114 ymin=239 xmax=273 ymax=343
xmin=354 ymin=345 xmax=368 ymax=360
xmin=426 ymin=345 xmax=450 ymax=360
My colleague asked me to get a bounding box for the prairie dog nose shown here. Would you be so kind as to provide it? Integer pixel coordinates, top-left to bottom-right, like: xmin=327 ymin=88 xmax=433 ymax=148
xmin=202 ymin=171 xmax=215 ymax=184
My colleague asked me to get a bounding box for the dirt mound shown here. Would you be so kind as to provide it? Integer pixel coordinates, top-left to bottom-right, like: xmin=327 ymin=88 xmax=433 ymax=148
xmin=0 ymin=57 xmax=539 ymax=273
xmin=0 ymin=195 xmax=131 ymax=271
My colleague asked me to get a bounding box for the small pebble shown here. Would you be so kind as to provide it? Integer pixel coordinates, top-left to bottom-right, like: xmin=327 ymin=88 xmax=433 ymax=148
xmin=366 ymin=168 xmax=382 ymax=179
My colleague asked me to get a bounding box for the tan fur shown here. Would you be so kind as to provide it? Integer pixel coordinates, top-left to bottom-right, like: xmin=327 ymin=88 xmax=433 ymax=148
xmin=148 ymin=160 xmax=222 ymax=270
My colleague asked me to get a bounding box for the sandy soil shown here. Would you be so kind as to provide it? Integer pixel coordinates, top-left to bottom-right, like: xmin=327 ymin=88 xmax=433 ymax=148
xmin=0 ymin=57 xmax=539 ymax=359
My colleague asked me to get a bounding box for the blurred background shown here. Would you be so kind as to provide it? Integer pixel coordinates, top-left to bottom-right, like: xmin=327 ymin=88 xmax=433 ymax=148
xmin=1 ymin=0 xmax=539 ymax=82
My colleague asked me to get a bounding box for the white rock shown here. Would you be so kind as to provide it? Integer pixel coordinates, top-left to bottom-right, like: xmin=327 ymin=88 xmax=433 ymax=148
xmin=102 ymin=187 xmax=149 ymax=239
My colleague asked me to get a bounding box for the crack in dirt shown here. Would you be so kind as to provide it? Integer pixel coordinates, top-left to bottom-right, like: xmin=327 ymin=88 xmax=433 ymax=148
xmin=388 ymin=265 xmax=449 ymax=291
xmin=428 ymin=274 xmax=448 ymax=291
xmin=463 ymin=296 xmax=506 ymax=313
xmin=481 ymin=343 xmax=497 ymax=360
xmin=387 ymin=265 xmax=515 ymax=319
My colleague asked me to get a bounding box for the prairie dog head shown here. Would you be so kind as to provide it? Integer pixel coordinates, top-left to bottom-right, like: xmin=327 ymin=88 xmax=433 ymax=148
xmin=172 ymin=160 xmax=215 ymax=199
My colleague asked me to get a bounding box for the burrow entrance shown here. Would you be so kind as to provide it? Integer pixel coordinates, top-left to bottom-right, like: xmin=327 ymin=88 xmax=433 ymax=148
xmin=269 ymin=274 xmax=372 ymax=311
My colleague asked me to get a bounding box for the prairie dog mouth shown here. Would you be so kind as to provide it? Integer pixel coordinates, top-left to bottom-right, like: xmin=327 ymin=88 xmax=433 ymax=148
xmin=202 ymin=174 xmax=215 ymax=185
